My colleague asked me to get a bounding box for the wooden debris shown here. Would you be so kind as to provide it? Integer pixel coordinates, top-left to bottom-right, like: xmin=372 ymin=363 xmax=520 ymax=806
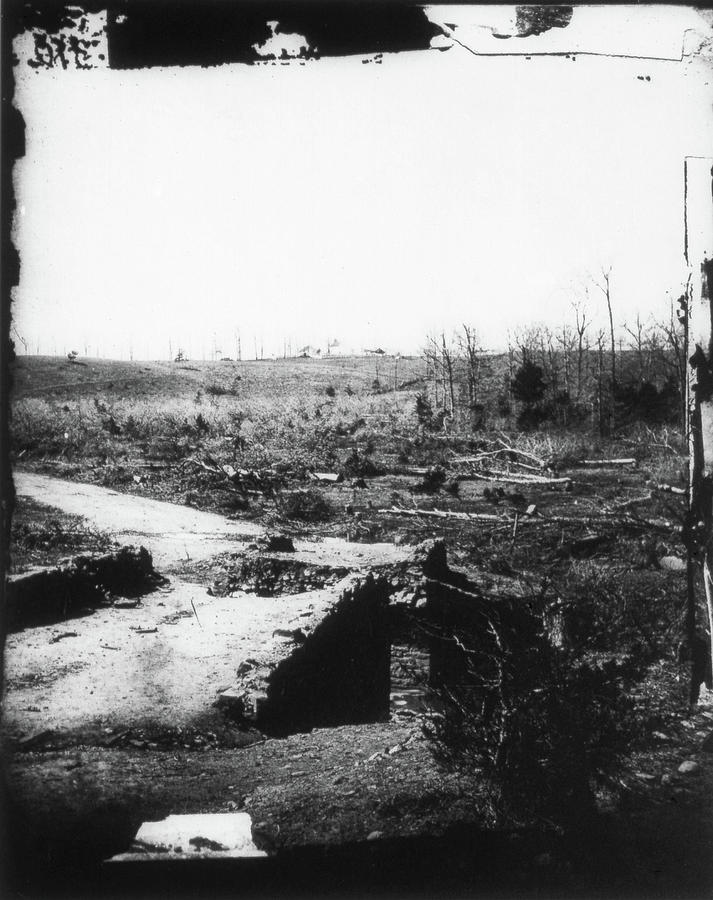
xmin=308 ymin=471 xmax=344 ymax=483
xmin=377 ymin=506 xmax=513 ymax=523
xmin=391 ymin=465 xmax=431 ymax=477
xmin=448 ymin=440 xmax=568 ymax=488
xmin=581 ymin=458 xmax=636 ymax=467
xmin=495 ymin=439 xmax=548 ymax=467
xmin=614 ymin=494 xmax=653 ymax=510
xmin=466 ymin=470 xmax=571 ymax=486
xmin=103 ymin=729 xmax=131 ymax=747
xmin=656 ymin=483 xmax=686 ymax=495
xmin=49 ymin=631 xmax=78 ymax=643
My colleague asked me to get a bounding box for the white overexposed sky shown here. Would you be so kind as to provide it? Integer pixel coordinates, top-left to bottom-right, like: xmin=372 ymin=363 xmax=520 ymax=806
xmin=10 ymin=5 xmax=713 ymax=359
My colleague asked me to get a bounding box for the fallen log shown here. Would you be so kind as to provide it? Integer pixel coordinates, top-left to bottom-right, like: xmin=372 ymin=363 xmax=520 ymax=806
xmin=465 ymin=470 xmax=571 ymax=486
xmin=581 ymin=458 xmax=636 ymax=467
xmin=495 ymin=439 xmax=548 ymax=468
xmin=450 ymin=449 xmax=546 ymax=472
xmin=656 ymin=483 xmax=686 ymax=495
xmin=49 ymin=631 xmax=78 ymax=644
xmin=377 ymin=506 xmax=517 ymax=523
xmin=183 ymin=457 xmax=221 ymax=474
xmin=613 ymin=494 xmax=653 ymax=510
xmin=308 ymin=471 xmax=344 ymax=483
xmin=390 ymin=465 xmax=431 ymax=477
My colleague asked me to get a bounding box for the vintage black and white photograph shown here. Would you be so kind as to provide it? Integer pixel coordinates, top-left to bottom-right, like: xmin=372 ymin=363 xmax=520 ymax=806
xmin=2 ymin=3 xmax=713 ymax=898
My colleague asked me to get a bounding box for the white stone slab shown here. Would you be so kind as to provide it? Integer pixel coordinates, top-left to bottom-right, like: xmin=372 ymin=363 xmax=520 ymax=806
xmin=108 ymin=813 xmax=268 ymax=861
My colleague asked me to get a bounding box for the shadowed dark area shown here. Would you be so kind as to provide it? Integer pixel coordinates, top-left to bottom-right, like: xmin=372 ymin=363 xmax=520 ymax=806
xmin=106 ymin=2 xmax=442 ymax=69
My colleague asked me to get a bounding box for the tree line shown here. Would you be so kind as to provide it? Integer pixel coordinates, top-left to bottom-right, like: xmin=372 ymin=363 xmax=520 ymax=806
xmin=421 ymin=281 xmax=688 ymax=434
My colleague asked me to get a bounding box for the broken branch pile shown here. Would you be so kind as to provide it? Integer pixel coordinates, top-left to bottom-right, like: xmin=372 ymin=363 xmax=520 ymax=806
xmin=449 ymin=440 xmax=570 ymax=486
xmin=182 ymin=455 xmax=279 ymax=496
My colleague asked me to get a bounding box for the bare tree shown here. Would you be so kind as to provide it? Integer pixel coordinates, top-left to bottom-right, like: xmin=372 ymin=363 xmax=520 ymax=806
xmin=505 ymin=333 xmax=516 ymax=409
xmin=660 ymin=293 xmax=689 ymax=428
xmin=459 ymin=324 xmax=481 ymax=407
xmin=423 ymin=333 xmax=442 ymax=410
xmin=11 ymin=324 xmax=28 ymax=355
xmin=440 ymin=331 xmax=457 ymax=420
xmin=623 ymin=312 xmax=648 ymax=383
xmin=594 ymin=266 xmax=616 ymax=388
xmin=685 ymin=156 xmax=713 ymax=708
xmin=555 ymin=322 xmax=576 ymax=397
xmin=572 ymin=298 xmax=589 ymax=401
xmin=593 ymin=328 xmax=610 ymax=436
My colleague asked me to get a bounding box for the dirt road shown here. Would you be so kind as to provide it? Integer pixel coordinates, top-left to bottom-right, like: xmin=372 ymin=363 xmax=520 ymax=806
xmin=13 ymin=471 xmax=264 ymax=569
xmin=12 ymin=471 xmax=410 ymax=570
xmin=7 ymin=472 xmax=410 ymax=743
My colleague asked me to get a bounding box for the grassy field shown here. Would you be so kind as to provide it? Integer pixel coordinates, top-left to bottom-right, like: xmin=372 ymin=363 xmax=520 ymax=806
xmin=11 ymin=355 xmax=429 ymax=477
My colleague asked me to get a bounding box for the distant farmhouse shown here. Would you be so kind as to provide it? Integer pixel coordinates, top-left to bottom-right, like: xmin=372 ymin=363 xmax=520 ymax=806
xmin=295 ymin=342 xmax=399 ymax=359
xmin=297 ymin=340 xmax=352 ymax=358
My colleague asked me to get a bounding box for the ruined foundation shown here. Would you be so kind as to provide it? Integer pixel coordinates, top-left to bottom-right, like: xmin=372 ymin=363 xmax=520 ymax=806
xmin=218 ymin=574 xmax=392 ymax=736
xmin=5 ymin=546 xmax=154 ymax=631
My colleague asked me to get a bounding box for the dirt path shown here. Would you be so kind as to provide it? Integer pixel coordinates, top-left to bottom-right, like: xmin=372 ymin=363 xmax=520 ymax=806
xmin=12 ymin=471 xmax=410 ymax=571
xmin=13 ymin=471 xmax=264 ymax=569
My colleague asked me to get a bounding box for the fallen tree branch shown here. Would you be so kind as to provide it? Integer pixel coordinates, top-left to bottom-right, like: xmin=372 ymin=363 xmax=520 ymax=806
xmin=464 ymin=470 xmax=571 ymax=486
xmin=378 ymin=506 xmax=499 ymax=522
xmin=613 ymin=494 xmax=653 ymax=510
xmin=656 ymin=483 xmax=686 ymax=495
xmin=377 ymin=506 xmax=522 ymax=523
xmin=581 ymin=458 xmax=636 ymax=467
xmin=49 ymin=631 xmax=78 ymax=644
xmin=495 ymin=439 xmax=548 ymax=468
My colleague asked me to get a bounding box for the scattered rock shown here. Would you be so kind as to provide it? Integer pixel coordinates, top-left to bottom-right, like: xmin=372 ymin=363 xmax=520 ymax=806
xmin=677 ymin=760 xmax=701 ymax=775
xmin=366 ymin=831 xmax=383 ymax=841
xmin=265 ymin=534 xmax=296 ymax=553
xmin=659 ymin=556 xmax=686 ymax=573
